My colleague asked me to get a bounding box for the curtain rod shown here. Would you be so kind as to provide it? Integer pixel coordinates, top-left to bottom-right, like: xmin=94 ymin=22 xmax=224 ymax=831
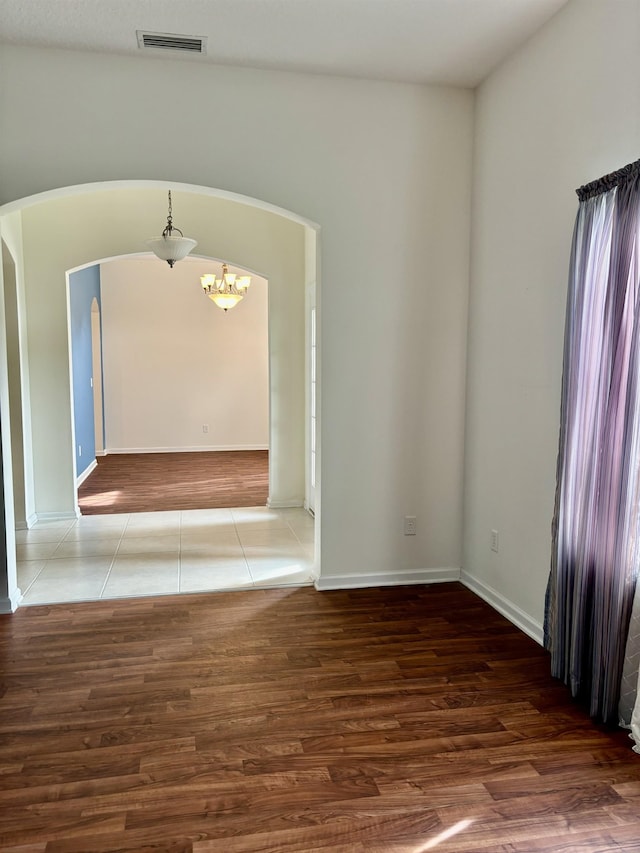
xmin=576 ymin=158 xmax=640 ymax=201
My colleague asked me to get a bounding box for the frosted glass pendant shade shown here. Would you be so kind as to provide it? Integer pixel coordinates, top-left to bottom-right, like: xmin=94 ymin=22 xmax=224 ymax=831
xmin=209 ymin=292 xmax=244 ymax=311
xmin=146 ymin=235 xmax=198 ymax=267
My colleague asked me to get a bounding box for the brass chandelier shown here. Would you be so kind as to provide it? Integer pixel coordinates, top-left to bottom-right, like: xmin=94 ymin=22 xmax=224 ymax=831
xmin=201 ymin=263 xmax=251 ymax=312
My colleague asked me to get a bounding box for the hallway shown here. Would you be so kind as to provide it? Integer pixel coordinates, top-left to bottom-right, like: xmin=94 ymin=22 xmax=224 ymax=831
xmin=16 ymin=506 xmax=316 ymax=605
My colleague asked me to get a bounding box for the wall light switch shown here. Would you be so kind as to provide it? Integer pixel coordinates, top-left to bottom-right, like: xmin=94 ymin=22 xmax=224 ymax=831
xmin=202 ymin=424 xmax=209 ymax=433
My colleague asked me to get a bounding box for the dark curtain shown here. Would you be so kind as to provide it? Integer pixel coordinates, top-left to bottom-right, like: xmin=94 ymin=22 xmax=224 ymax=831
xmin=545 ymin=159 xmax=640 ymax=723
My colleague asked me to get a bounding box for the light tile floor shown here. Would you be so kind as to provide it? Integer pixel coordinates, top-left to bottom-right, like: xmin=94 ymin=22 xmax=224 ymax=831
xmin=17 ymin=506 xmax=317 ymax=606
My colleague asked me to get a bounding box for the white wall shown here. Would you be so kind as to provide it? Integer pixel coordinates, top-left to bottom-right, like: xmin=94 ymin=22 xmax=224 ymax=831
xmin=0 ymin=212 xmax=34 ymax=527
xmin=2 ymin=242 xmax=25 ymax=522
xmin=100 ymin=257 xmax=269 ymax=452
xmin=463 ymin=0 xmax=640 ymax=639
xmin=0 ymin=223 xmax=19 ymax=611
xmin=0 ymin=45 xmax=473 ymax=584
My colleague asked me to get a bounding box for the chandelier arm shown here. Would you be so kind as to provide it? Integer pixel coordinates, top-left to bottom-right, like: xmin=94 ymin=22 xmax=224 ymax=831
xmin=161 ymin=223 xmax=184 ymax=238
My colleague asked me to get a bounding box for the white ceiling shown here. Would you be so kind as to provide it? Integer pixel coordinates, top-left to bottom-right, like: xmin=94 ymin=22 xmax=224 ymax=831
xmin=0 ymin=0 xmax=569 ymax=87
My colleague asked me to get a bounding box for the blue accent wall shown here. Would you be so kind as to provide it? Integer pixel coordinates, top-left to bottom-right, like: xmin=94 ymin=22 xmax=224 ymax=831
xmin=69 ymin=265 xmax=102 ymax=478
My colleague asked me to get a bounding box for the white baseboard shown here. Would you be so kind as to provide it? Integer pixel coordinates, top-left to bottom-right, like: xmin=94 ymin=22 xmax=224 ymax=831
xmin=96 ymin=450 xmax=108 ymax=457
xmin=267 ymin=499 xmax=305 ymax=509
xmin=0 ymin=587 xmax=22 ymax=613
xmin=460 ymin=570 xmax=544 ymax=646
xmin=76 ymin=459 xmax=97 ymax=487
xmin=34 ymin=510 xmax=80 ymax=523
xmin=315 ymin=567 xmax=461 ymax=591
xmin=104 ymin=445 xmax=269 ymax=454
xmin=14 ymin=513 xmax=37 ymax=531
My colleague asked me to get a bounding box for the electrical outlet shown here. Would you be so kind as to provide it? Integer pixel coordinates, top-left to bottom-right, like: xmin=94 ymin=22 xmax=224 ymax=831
xmin=404 ymin=516 xmax=417 ymax=536
xmin=491 ymin=529 xmax=499 ymax=552
xmin=202 ymin=424 xmax=209 ymax=433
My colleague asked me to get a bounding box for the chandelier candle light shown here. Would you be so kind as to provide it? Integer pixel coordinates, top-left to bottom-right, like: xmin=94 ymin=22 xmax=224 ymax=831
xmin=201 ymin=263 xmax=251 ymax=312
xmin=146 ymin=190 xmax=197 ymax=267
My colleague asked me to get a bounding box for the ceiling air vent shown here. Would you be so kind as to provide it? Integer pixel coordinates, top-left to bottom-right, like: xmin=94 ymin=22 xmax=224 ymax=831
xmin=136 ymin=31 xmax=207 ymax=54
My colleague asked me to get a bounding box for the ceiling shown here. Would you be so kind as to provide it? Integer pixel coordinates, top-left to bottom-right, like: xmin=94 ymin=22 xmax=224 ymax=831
xmin=0 ymin=0 xmax=569 ymax=87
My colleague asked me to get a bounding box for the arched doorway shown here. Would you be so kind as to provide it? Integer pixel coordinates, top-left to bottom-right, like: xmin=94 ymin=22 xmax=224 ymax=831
xmin=73 ymin=255 xmax=270 ymax=515
xmin=0 ymin=180 xmax=321 ymax=611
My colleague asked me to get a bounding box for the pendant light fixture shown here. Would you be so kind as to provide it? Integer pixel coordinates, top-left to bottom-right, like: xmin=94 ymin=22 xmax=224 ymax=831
xmin=201 ymin=263 xmax=251 ymax=312
xmin=146 ymin=190 xmax=197 ymax=267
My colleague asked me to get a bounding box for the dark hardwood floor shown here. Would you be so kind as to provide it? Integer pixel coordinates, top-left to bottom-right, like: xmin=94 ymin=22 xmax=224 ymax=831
xmin=78 ymin=451 xmax=269 ymax=515
xmin=1 ymin=582 xmax=639 ymax=851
